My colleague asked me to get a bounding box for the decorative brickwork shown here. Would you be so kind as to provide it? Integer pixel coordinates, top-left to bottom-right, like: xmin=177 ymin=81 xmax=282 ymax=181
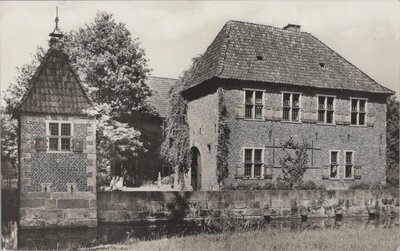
xmin=24 ymin=153 xmax=93 ymax=192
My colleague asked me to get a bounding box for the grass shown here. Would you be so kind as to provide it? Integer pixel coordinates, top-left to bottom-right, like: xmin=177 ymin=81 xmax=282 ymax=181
xmin=94 ymin=223 xmax=399 ymax=251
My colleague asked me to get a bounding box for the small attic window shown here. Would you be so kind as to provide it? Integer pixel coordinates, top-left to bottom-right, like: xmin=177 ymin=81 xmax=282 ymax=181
xmin=319 ymin=62 xmax=326 ymax=68
xmin=256 ymin=55 xmax=263 ymax=61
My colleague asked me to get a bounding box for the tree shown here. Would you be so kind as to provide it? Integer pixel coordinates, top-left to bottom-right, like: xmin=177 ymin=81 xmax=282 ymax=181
xmin=278 ymin=137 xmax=309 ymax=189
xmin=2 ymin=12 xmax=151 ymax=185
xmin=386 ymin=95 xmax=399 ymax=185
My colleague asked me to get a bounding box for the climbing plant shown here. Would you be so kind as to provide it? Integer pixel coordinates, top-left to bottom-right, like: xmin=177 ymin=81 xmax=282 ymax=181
xmin=216 ymin=88 xmax=230 ymax=186
xmin=278 ymin=137 xmax=309 ymax=189
xmin=160 ymin=55 xmax=202 ymax=188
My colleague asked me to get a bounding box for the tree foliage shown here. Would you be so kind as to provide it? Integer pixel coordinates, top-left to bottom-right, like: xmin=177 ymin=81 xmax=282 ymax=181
xmin=2 ymin=12 xmax=151 ymax=181
xmin=278 ymin=137 xmax=309 ymax=189
xmin=386 ymin=95 xmax=399 ymax=185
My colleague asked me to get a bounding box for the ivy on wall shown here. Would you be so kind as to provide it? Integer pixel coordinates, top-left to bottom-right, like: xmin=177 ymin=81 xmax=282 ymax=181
xmin=216 ymin=88 xmax=230 ymax=186
xmin=278 ymin=137 xmax=309 ymax=189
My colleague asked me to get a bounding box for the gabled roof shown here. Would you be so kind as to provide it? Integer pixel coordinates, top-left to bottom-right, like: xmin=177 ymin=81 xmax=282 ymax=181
xmin=146 ymin=76 xmax=176 ymax=118
xmin=181 ymin=20 xmax=393 ymax=94
xmin=14 ymin=48 xmax=92 ymax=116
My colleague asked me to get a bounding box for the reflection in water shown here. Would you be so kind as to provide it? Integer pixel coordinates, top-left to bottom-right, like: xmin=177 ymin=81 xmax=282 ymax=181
xmin=2 ymin=217 xmax=399 ymax=250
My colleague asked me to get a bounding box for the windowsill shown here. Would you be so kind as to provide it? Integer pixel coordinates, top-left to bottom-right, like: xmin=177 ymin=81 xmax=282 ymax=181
xmin=280 ymin=121 xmax=302 ymax=124
xmin=343 ymin=178 xmax=355 ymax=181
xmin=46 ymin=150 xmax=73 ymax=153
xmin=241 ymin=177 xmax=265 ymax=180
xmin=244 ymin=118 xmax=265 ymax=122
xmin=316 ymin=122 xmax=336 ymax=126
xmin=328 ymin=178 xmax=340 ymax=181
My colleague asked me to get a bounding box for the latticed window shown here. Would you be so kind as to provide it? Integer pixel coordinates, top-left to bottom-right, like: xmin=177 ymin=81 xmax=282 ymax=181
xmin=244 ymin=148 xmax=263 ymax=178
xmin=351 ymin=98 xmax=367 ymax=125
xmin=330 ymin=151 xmax=339 ymax=178
xmin=318 ymin=96 xmax=335 ymax=124
xmin=48 ymin=122 xmax=71 ymax=151
xmin=282 ymin=93 xmax=300 ymax=122
xmin=244 ymin=90 xmax=264 ymax=119
xmin=344 ymin=151 xmax=354 ymax=179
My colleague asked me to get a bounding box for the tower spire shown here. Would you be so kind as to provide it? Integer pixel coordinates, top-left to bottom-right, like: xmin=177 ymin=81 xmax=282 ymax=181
xmin=49 ymin=6 xmax=63 ymax=49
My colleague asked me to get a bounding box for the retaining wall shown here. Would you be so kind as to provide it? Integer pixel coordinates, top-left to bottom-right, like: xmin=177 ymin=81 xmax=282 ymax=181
xmin=97 ymin=189 xmax=399 ymax=223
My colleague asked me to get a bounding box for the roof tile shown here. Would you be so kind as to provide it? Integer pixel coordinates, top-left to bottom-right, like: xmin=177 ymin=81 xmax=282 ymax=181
xmin=182 ymin=20 xmax=393 ymax=94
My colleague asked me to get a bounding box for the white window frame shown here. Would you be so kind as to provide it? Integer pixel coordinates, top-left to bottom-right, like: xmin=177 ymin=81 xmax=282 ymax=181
xmin=243 ymin=89 xmax=265 ymax=120
xmin=343 ymin=150 xmax=355 ymax=180
xmin=350 ymin=97 xmax=368 ymax=126
xmin=317 ymin=94 xmax=336 ymax=124
xmin=328 ymin=150 xmax=340 ymax=180
xmin=281 ymin=91 xmax=302 ymax=122
xmin=46 ymin=121 xmax=73 ymax=152
xmin=242 ymin=147 xmax=265 ymax=179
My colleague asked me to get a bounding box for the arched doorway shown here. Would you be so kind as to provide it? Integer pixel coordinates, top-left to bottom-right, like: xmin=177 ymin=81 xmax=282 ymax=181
xmin=191 ymin=147 xmax=202 ymax=191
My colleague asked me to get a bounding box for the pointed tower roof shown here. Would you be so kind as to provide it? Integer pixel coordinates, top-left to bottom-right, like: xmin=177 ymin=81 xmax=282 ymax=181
xmin=14 ymin=10 xmax=92 ymax=117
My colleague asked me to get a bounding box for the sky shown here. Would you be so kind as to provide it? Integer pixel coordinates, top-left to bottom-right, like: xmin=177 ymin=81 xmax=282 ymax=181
xmin=1 ymin=1 xmax=399 ymax=102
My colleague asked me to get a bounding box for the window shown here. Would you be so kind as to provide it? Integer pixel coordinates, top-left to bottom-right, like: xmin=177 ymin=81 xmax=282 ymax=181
xmin=344 ymin=151 xmax=354 ymax=179
xmin=318 ymin=96 xmax=335 ymax=124
xmin=282 ymin=93 xmax=301 ymax=122
xmin=244 ymin=90 xmax=264 ymax=119
xmin=329 ymin=151 xmax=339 ymax=179
xmin=351 ymin=98 xmax=367 ymax=125
xmin=244 ymin=148 xmax=263 ymax=178
xmin=48 ymin=122 xmax=71 ymax=151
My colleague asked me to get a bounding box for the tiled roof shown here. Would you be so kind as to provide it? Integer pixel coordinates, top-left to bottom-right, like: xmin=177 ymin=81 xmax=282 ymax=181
xmin=146 ymin=76 xmax=176 ymax=118
xmin=181 ymin=20 xmax=393 ymax=94
xmin=14 ymin=48 xmax=92 ymax=116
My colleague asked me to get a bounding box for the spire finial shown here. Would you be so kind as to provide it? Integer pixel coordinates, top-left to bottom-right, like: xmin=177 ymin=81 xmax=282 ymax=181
xmin=49 ymin=6 xmax=63 ymax=39
xmin=49 ymin=6 xmax=64 ymax=49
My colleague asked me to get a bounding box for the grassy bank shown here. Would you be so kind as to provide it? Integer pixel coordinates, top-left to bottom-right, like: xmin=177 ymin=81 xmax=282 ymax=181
xmin=95 ymin=223 xmax=399 ymax=251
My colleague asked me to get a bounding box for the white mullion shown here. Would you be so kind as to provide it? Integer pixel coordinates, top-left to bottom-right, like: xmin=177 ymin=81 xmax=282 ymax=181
xmin=289 ymin=94 xmax=292 ymax=121
xmin=251 ymin=149 xmax=255 ymax=178
xmin=323 ymin=97 xmax=326 ymax=123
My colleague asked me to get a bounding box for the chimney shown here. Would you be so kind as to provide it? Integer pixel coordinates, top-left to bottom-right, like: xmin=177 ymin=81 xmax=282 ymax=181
xmin=283 ymin=24 xmax=301 ymax=32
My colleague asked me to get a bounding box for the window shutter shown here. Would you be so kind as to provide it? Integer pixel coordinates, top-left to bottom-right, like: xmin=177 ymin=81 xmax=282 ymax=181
xmin=302 ymin=111 xmax=317 ymax=123
xmin=263 ymin=164 xmax=273 ymax=179
xmin=343 ymin=114 xmax=351 ymax=125
xmin=335 ymin=114 xmax=344 ymax=125
xmin=235 ymin=165 xmax=244 ymax=179
xmin=367 ymin=115 xmax=375 ymax=127
xmin=35 ymin=138 xmax=47 ymax=151
xmin=235 ymin=105 xmax=245 ymax=119
xmin=354 ymin=165 xmax=362 ymax=179
xmin=73 ymin=139 xmax=84 ymax=152
xmin=321 ymin=165 xmax=330 ymax=179
xmin=273 ymin=107 xmax=282 ymax=121
xmin=301 ymin=112 xmax=310 ymax=123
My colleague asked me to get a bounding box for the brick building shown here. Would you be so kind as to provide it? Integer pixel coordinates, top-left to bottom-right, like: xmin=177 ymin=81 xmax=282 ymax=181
xmin=13 ymin=19 xmax=97 ymax=228
xmin=181 ymin=21 xmax=394 ymax=190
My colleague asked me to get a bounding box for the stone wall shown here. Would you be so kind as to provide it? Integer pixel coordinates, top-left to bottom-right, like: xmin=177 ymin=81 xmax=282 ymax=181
xmin=186 ymin=80 xmax=388 ymax=190
xmin=97 ymin=189 xmax=399 ymax=223
xmin=19 ymin=114 xmax=97 ymax=229
xmin=20 ymin=192 xmax=97 ymax=229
